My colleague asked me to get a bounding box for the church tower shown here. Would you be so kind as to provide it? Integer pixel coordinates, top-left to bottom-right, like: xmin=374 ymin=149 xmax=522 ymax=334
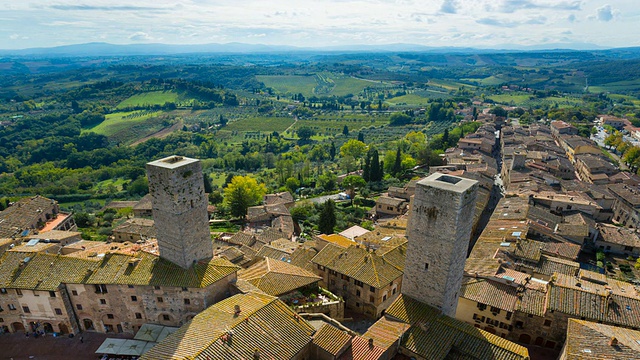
xmin=146 ymin=155 xmax=213 ymax=269
xmin=403 ymin=173 xmax=478 ymax=317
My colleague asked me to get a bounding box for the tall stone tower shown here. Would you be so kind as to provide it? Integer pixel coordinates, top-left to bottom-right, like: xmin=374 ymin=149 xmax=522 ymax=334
xmin=146 ymin=155 xmax=212 ymax=269
xmin=403 ymin=173 xmax=478 ymax=317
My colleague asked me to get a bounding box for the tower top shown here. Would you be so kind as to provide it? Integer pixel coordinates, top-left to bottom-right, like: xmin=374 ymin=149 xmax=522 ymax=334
xmin=417 ymin=173 xmax=477 ymax=194
xmin=147 ymin=155 xmax=200 ymax=170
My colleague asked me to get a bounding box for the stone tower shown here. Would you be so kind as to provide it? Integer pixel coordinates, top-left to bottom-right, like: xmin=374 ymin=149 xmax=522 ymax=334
xmin=403 ymin=173 xmax=478 ymax=317
xmin=146 ymin=155 xmax=212 ymax=269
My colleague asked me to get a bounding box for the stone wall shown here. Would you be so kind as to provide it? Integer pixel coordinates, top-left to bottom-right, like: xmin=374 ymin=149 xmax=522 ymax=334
xmin=404 ymin=174 xmax=478 ymax=317
xmin=146 ymin=156 xmax=212 ymax=269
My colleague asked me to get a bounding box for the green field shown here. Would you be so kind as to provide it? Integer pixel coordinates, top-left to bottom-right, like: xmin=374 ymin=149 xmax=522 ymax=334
xmin=290 ymin=114 xmax=389 ymax=137
xmin=224 ymin=116 xmax=295 ymax=133
xmin=116 ymin=91 xmax=180 ymax=109
xmin=329 ymin=76 xmax=371 ymax=96
xmin=590 ymin=79 xmax=640 ymax=93
xmin=83 ymin=111 xmax=162 ymax=137
xmin=488 ymin=94 xmax=533 ymax=105
xmin=386 ymin=93 xmax=431 ymax=106
xmin=257 ymin=75 xmax=317 ymax=97
xmin=428 ymin=79 xmax=476 ymax=91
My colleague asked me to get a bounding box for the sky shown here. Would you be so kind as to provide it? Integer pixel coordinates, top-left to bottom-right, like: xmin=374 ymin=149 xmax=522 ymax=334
xmin=1 ymin=0 xmax=638 ymax=50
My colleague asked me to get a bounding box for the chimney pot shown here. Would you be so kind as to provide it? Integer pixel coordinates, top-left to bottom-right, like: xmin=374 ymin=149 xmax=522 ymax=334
xmin=609 ymin=337 xmax=618 ymax=346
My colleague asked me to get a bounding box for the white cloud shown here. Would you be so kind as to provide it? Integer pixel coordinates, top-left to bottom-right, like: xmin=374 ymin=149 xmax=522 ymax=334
xmin=595 ymin=4 xmax=614 ymax=22
xmin=128 ymin=32 xmax=153 ymax=41
xmin=440 ymin=0 xmax=458 ymax=14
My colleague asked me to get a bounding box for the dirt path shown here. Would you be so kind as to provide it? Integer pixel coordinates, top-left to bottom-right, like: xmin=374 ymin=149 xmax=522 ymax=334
xmin=130 ymin=121 xmax=183 ymax=146
xmin=283 ymin=115 xmax=298 ymax=135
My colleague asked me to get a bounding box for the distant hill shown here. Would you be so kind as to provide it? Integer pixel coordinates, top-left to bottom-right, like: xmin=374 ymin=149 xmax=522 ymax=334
xmin=1 ymin=42 xmax=638 ymax=58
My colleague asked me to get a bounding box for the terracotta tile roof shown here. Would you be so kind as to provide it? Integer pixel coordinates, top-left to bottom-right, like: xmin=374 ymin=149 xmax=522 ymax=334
xmin=363 ymin=315 xmax=408 ymax=351
xmin=28 ymin=230 xmax=81 ymax=241
xmin=541 ymin=241 xmax=581 ymax=260
xmin=256 ymin=226 xmax=290 ymax=244
xmin=238 ymin=257 xmax=321 ymax=296
xmin=112 ymin=218 xmax=157 ymax=238
xmin=337 ymin=335 xmax=386 ymax=360
xmin=534 ymin=255 xmax=580 ymax=277
xmin=313 ymin=323 xmax=352 ymax=356
xmin=597 ymin=224 xmax=640 ymax=248
xmin=311 ymin=243 xmax=405 ymax=288
xmin=517 ymin=286 xmax=547 ymax=317
xmin=232 ymin=279 xmax=266 ymax=294
xmin=317 ymin=233 xmax=355 ymax=248
xmin=256 ymin=245 xmax=292 ymax=262
xmin=384 ymin=295 xmax=529 ymax=360
xmin=460 ymin=278 xmax=519 ymax=312
xmin=563 ymin=319 xmax=640 ymax=359
xmin=548 ymin=274 xmax=640 ymax=328
xmin=269 ymin=238 xmax=299 ymax=253
xmin=0 ymin=195 xmax=58 ymax=238
xmin=263 ymin=192 xmax=294 ymax=206
xmin=511 ymin=239 xmax=542 ymax=262
xmin=227 ymin=232 xmax=255 ymax=247
xmin=247 ymin=203 xmax=290 ymax=222
xmin=133 ymin=194 xmax=152 ymax=210
xmin=465 ymin=258 xmax=502 ymax=278
xmin=217 ymin=246 xmax=245 ymax=263
xmin=289 ymin=246 xmax=318 ymax=273
xmin=495 ymin=267 xmax=531 ymax=286
xmin=142 ymin=292 xmax=314 ymax=360
xmin=0 ymin=250 xmax=239 ymax=290
xmin=339 ymin=225 xmax=370 ymax=240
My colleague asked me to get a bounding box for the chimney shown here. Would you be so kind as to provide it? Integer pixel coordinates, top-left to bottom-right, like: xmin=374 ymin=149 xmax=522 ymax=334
xmin=368 ymin=338 xmax=374 ymax=348
xmin=234 ymin=304 xmax=241 ymax=316
xmin=253 ymin=349 xmax=260 ymax=360
xmin=609 ymin=337 xmax=618 ymax=347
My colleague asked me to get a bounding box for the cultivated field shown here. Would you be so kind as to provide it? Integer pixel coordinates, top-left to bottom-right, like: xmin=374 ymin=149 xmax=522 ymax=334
xmin=116 ymin=90 xmax=180 ymax=109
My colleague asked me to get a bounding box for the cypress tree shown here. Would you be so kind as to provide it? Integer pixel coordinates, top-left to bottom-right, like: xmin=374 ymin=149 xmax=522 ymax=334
xmin=392 ymin=146 xmax=402 ymax=176
xmin=371 ymin=149 xmax=382 ymax=181
xmin=318 ymin=200 xmax=336 ymax=235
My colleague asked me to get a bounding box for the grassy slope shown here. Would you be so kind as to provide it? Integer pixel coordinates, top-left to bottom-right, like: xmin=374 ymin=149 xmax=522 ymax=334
xmin=116 ymin=91 xmax=180 ymax=109
xmin=83 ymin=111 xmax=161 ymax=136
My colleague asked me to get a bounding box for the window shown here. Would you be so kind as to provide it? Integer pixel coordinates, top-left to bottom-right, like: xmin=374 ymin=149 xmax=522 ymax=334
xmin=49 ymin=291 xmax=56 ymax=298
xmin=527 ymin=314 xmax=534 ymax=318
xmin=154 ymin=286 xmax=161 ymax=290
xmin=182 ymin=287 xmax=188 ymax=291
xmin=356 ymin=290 xmax=361 ymax=297
xmin=331 ymin=280 xmax=336 ymax=286
xmin=107 ymin=314 xmax=114 ymax=319
xmin=625 ymin=246 xmax=634 ymax=252
xmin=0 ymin=288 xmax=6 ymax=294
xmin=55 ymin=308 xmax=62 ymax=315
xmin=354 ymin=280 xmax=363 ymax=287
xmin=425 ymin=263 xmax=429 ymax=271
xmin=383 ymin=294 xmax=387 ymax=302
xmin=490 ymin=307 xmax=501 ymax=314
xmin=317 ymin=265 xmax=324 ymax=271
xmin=8 ymin=304 xmax=16 ymax=310
xmin=370 ymin=296 xmax=375 ymax=303
xmin=356 ymin=302 xmax=360 ymax=308
xmin=94 ymin=284 xmax=108 ymax=294
xmin=544 ymin=320 xmax=552 ymax=327
xmin=131 ymin=296 xmax=137 ymax=302
xmin=16 ymin=289 xmax=22 ymax=296
xmin=392 ymin=288 xmax=397 ymax=295
xmin=105 ymin=324 xmax=114 ymax=332
xmin=329 ymin=270 xmax=338 ymax=276
xmin=71 ymin=290 xmax=78 ymax=296
xmin=162 ymin=314 xmax=170 ymax=321
xmin=477 ymin=303 xmax=487 ymax=311
xmin=76 ymin=304 xmax=83 ymax=310
xmin=100 ymin=299 xmax=107 ymax=305
xmin=128 ymin=285 xmax=134 ymax=289
xmin=473 ymin=314 xmax=486 ymax=322
xmin=135 ymin=313 xmax=142 ymax=319
xmin=22 ymin=306 xmax=30 ymax=313
xmin=342 ymin=284 xmax=346 ymax=290
xmin=184 ymin=299 xmax=190 ymax=305
xmin=157 ymin=297 xmax=163 ymax=303
xmin=33 ymin=290 xmax=40 ymax=297
xmin=506 ymin=312 xmax=512 ymax=320
xmin=370 ymin=286 xmax=375 ymax=293
xmin=0 ymin=318 xmax=3 ymax=322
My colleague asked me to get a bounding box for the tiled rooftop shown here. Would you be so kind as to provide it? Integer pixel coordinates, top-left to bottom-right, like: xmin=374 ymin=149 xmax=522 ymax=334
xmin=238 ymin=257 xmax=321 ymax=296
xmin=460 ymin=278 xmax=519 ymax=312
xmin=563 ymin=319 xmax=640 ymax=359
xmin=312 ymin=323 xmax=352 ymax=356
xmin=141 ymin=292 xmax=314 ymax=360
xmin=0 ymin=196 xmax=58 ymax=238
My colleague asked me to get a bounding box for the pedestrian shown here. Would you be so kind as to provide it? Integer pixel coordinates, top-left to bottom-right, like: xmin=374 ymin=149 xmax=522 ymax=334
xmin=80 ymin=336 xmax=84 ymax=343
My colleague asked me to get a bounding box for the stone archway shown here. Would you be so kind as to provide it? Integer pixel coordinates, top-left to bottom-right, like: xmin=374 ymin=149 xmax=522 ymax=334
xmin=12 ymin=322 xmax=25 ymax=332
xmin=518 ymin=334 xmax=531 ymax=344
xmin=58 ymin=323 xmax=69 ymax=334
xmin=43 ymin=323 xmax=54 ymax=333
xmin=82 ymin=319 xmax=94 ymax=331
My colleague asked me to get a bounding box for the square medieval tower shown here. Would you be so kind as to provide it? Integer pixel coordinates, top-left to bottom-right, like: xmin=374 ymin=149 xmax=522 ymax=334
xmin=146 ymin=155 xmax=213 ymax=269
xmin=403 ymin=173 xmax=478 ymax=317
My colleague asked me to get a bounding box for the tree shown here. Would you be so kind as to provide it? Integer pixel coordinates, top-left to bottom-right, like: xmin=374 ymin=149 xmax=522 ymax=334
xmin=342 ymin=175 xmax=366 ymax=206
xmin=370 ymin=148 xmax=383 ymax=181
xmin=74 ymin=212 xmax=95 ymax=228
xmin=389 ymin=112 xmax=412 ymax=126
xmin=297 ymin=126 xmax=315 ymax=142
xmin=357 ymin=132 xmax=365 ymax=142
xmin=442 ymin=128 xmax=450 ymax=149
xmin=317 ymin=171 xmax=337 ymax=191
xmin=203 ymin=173 xmax=213 ymax=194
xmin=224 ymin=175 xmax=267 ymax=218
xmin=318 ymin=200 xmax=337 ymax=234
xmin=489 ymin=106 xmax=508 ymax=118
xmin=285 ymin=177 xmax=300 ymax=194
xmin=329 ymin=142 xmax=336 ymax=160
xmin=342 ymin=125 xmax=349 ymax=136
xmin=340 ymin=139 xmax=367 ymax=159
xmin=392 ymin=146 xmax=403 ymax=176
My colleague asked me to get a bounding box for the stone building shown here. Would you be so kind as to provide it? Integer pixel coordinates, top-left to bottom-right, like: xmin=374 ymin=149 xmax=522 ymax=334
xmin=404 ymin=173 xmax=478 ymax=317
xmin=112 ymin=218 xmax=156 ymax=242
xmin=146 ymin=156 xmax=213 ymax=269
